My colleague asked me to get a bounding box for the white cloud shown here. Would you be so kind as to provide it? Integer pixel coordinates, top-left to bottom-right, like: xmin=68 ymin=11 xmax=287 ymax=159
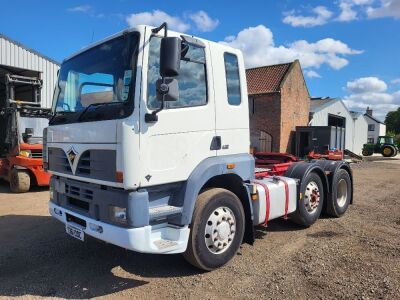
xmin=337 ymin=2 xmax=359 ymax=21
xmin=67 ymin=5 xmax=92 ymax=13
xmin=220 ymin=25 xmax=362 ymax=69
xmin=126 ymin=10 xmax=190 ymax=32
xmin=188 ymin=11 xmax=219 ymax=32
xmin=346 ymin=77 xmax=388 ymax=93
xmin=343 ymin=76 xmax=400 ymax=119
xmin=284 ymin=0 xmax=400 ymax=26
xmin=283 ymin=6 xmax=333 ymax=27
xmin=305 ymin=70 xmax=322 ymax=78
xmin=391 ymin=78 xmax=400 ymax=85
xmin=367 ymin=0 xmax=400 ymax=19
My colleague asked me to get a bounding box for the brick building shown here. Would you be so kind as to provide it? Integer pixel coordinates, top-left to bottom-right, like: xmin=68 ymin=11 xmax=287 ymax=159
xmin=246 ymin=60 xmax=310 ymax=153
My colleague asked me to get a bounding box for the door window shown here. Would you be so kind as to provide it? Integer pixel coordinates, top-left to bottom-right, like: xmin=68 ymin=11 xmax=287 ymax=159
xmin=223 ymin=53 xmax=241 ymax=105
xmin=147 ymin=37 xmax=207 ymax=110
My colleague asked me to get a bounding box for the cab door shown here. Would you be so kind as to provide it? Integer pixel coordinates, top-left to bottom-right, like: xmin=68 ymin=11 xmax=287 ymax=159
xmin=139 ymin=29 xmax=216 ymax=187
xmin=211 ymin=46 xmax=250 ymax=156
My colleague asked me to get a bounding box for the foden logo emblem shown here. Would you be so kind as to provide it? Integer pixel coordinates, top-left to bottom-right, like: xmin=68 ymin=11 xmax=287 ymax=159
xmin=67 ymin=147 xmax=78 ymax=165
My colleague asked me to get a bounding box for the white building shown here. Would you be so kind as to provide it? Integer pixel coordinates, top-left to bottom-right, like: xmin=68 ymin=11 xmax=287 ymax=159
xmin=0 ymin=33 xmax=59 ymax=108
xmin=309 ymin=97 xmax=368 ymax=154
xmin=364 ymin=107 xmax=386 ymax=143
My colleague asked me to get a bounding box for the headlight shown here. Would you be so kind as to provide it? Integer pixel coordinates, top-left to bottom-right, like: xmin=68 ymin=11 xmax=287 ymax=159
xmin=19 ymin=150 xmax=32 ymax=158
xmin=109 ymin=206 xmax=127 ymax=225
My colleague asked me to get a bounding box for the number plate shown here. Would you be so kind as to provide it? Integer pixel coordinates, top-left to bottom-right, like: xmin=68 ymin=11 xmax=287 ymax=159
xmin=66 ymin=224 xmax=84 ymax=241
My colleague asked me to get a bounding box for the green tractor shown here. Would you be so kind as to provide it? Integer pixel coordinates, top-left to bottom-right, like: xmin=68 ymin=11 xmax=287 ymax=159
xmin=362 ymin=136 xmax=398 ymax=157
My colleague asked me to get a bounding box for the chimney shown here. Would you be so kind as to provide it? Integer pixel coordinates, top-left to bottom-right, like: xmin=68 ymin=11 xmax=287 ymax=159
xmin=366 ymin=107 xmax=373 ymax=116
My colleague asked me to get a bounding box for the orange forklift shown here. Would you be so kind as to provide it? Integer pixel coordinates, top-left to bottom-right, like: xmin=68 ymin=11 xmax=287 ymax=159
xmin=0 ymin=74 xmax=51 ymax=192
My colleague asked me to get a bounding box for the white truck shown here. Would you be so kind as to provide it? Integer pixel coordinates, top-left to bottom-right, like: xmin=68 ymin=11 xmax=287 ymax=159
xmin=45 ymin=23 xmax=353 ymax=270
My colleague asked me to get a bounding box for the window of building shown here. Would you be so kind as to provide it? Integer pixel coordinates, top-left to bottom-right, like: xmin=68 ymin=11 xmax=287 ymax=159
xmin=367 ymin=138 xmax=374 ymax=143
xmin=147 ymin=37 xmax=207 ymax=110
xmin=224 ymin=53 xmax=241 ymax=105
xmin=368 ymin=124 xmax=375 ymax=131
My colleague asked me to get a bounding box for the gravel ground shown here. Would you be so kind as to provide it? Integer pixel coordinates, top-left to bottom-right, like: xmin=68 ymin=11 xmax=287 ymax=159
xmin=0 ymin=161 xmax=399 ymax=299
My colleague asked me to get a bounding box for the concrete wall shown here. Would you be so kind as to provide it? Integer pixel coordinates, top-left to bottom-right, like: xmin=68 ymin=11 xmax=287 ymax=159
xmin=352 ymin=115 xmax=368 ymax=154
xmin=0 ymin=34 xmax=59 ymax=108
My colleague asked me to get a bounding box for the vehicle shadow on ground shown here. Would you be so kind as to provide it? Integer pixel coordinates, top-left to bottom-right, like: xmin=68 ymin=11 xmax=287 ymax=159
xmin=0 ymin=215 xmax=200 ymax=299
xmin=0 ymin=179 xmax=48 ymax=194
xmin=253 ymin=218 xmax=305 ymax=239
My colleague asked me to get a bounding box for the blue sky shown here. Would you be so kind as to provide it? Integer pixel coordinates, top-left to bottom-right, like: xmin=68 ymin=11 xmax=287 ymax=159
xmin=1 ymin=0 xmax=399 ymax=119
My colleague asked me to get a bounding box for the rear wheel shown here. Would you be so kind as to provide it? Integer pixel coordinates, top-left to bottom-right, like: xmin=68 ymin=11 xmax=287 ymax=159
xmin=291 ymin=172 xmax=324 ymax=227
xmin=326 ymin=169 xmax=351 ymax=217
xmin=10 ymin=169 xmax=30 ymax=193
xmin=382 ymin=146 xmax=395 ymax=157
xmin=183 ymin=188 xmax=245 ymax=271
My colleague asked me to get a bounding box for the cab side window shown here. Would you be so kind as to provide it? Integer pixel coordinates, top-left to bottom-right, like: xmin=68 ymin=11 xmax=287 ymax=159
xmin=224 ymin=53 xmax=241 ymax=106
xmin=147 ymin=37 xmax=207 ymax=109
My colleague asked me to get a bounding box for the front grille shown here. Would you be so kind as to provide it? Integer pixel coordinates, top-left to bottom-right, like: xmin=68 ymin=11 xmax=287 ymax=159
xmin=48 ymin=148 xmax=116 ymax=181
xmin=48 ymin=148 xmax=71 ymax=172
xmin=67 ymin=197 xmax=89 ymax=211
xmin=31 ymin=149 xmax=43 ymax=159
xmin=65 ymin=183 xmax=94 ymax=200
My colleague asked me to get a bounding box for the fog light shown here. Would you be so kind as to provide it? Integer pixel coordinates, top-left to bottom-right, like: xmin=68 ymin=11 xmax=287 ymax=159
xmin=109 ymin=206 xmax=127 ymax=225
xmin=54 ymin=207 xmax=62 ymax=216
xmin=89 ymin=223 xmax=103 ymax=233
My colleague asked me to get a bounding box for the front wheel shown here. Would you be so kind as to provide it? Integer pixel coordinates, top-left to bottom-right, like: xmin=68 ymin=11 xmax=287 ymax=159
xmin=183 ymin=188 xmax=245 ymax=271
xmin=291 ymin=172 xmax=324 ymax=227
xmin=9 ymin=169 xmax=31 ymax=193
xmin=362 ymin=149 xmax=372 ymax=156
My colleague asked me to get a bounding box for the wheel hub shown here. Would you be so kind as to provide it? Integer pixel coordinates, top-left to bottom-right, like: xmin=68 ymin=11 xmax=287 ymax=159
xmin=304 ymin=181 xmax=320 ymax=214
xmin=337 ymin=178 xmax=348 ymax=207
xmin=205 ymin=207 xmax=236 ymax=254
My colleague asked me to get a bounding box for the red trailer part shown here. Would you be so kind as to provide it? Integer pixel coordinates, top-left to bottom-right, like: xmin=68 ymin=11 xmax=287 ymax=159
xmin=254 ymin=152 xmax=298 ymax=178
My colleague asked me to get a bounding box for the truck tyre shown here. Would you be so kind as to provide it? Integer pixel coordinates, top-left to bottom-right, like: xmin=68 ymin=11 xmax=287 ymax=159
xmin=362 ymin=149 xmax=372 ymax=156
xmin=325 ymin=169 xmax=351 ymax=217
xmin=10 ymin=169 xmax=31 ymax=193
xmin=382 ymin=146 xmax=395 ymax=157
xmin=183 ymin=188 xmax=245 ymax=271
xmin=291 ymin=172 xmax=324 ymax=227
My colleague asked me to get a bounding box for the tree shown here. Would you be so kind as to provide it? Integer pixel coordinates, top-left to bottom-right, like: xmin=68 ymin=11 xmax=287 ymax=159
xmin=385 ymin=107 xmax=400 ymax=134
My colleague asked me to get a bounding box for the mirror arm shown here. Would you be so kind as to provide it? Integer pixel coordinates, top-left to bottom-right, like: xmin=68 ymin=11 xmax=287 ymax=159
xmin=152 ymin=22 xmax=168 ymax=37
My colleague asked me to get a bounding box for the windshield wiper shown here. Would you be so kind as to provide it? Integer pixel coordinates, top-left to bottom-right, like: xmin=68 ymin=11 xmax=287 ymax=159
xmin=77 ymin=102 xmax=121 ymax=121
xmin=49 ymin=111 xmax=76 ymax=124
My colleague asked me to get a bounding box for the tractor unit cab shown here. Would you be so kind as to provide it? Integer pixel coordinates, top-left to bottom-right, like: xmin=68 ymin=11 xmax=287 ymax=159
xmin=46 ymin=24 xmax=353 ymax=270
xmin=0 ymin=74 xmax=51 ymax=192
xmin=362 ymin=136 xmax=398 ymax=157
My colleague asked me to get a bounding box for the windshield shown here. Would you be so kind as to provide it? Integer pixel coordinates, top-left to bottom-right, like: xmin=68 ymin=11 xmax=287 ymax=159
xmin=51 ymin=32 xmax=139 ymax=125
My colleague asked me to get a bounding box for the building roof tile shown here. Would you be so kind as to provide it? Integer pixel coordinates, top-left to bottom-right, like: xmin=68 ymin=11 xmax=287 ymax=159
xmin=246 ymin=62 xmax=293 ymax=95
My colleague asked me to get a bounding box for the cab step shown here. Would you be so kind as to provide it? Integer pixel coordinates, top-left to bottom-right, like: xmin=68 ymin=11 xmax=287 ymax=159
xmin=149 ymin=205 xmax=183 ymax=221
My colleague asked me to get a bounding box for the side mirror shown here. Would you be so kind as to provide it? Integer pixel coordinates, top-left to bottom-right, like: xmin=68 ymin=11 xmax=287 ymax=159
xmin=156 ymin=78 xmax=179 ymax=102
xmin=160 ymin=37 xmax=181 ymax=77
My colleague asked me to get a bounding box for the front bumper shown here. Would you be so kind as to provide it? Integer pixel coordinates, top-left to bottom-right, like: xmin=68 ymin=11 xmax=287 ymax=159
xmin=49 ymin=201 xmax=189 ymax=254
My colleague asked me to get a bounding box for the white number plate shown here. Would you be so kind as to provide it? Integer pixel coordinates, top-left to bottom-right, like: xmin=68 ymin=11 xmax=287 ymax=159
xmin=66 ymin=224 xmax=84 ymax=241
